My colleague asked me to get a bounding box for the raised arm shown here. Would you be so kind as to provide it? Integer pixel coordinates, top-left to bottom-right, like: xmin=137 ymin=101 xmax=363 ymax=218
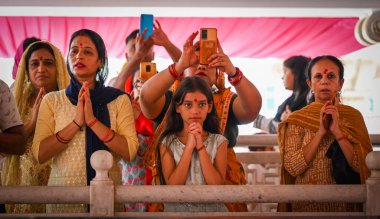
xmin=208 ymin=41 xmax=262 ymax=124
xmin=140 ymin=31 xmax=199 ymax=119
xmin=153 ymin=20 xmax=182 ymax=62
xmin=110 ymin=30 xmax=154 ymax=91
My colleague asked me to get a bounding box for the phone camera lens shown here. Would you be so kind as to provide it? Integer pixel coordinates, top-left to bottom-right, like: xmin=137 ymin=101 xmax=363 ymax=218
xmin=202 ymin=30 xmax=207 ymax=39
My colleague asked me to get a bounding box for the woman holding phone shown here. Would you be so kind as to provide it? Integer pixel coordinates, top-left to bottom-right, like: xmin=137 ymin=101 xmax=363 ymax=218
xmin=140 ymin=30 xmax=262 ymax=212
xmin=277 ymin=55 xmax=372 ymax=212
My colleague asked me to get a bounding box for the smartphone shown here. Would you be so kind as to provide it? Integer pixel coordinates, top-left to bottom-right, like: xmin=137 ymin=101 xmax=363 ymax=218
xmin=140 ymin=14 xmax=154 ymax=39
xmin=199 ymin=28 xmax=217 ymax=65
xmin=322 ymin=94 xmax=337 ymax=129
xmin=140 ymin=62 xmax=156 ymax=81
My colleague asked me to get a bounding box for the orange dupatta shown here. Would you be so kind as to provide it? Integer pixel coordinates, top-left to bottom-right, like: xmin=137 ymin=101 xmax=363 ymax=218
xmin=277 ymin=102 xmax=373 ymax=211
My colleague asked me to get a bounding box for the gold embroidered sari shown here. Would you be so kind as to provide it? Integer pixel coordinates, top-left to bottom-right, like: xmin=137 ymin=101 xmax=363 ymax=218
xmin=2 ymin=41 xmax=70 ymax=213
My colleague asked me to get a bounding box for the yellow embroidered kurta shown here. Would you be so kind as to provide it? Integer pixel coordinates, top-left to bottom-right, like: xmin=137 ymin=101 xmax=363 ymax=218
xmin=32 ymin=90 xmax=138 ymax=213
xmin=278 ymin=102 xmax=372 ymax=212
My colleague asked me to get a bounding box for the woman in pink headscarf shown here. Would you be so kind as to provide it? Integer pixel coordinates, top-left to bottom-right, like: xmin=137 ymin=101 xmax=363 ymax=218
xmin=12 ymin=37 xmax=40 ymax=80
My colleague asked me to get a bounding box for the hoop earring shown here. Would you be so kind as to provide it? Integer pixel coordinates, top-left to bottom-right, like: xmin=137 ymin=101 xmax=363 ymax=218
xmin=337 ymin=91 xmax=342 ymax=103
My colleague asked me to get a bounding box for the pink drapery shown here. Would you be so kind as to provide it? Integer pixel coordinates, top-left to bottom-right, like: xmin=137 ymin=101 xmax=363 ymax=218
xmin=0 ymin=16 xmax=364 ymax=59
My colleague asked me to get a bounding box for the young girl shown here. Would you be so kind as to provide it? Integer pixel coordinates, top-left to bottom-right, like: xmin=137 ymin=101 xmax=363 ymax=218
xmin=158 ymin=76 xmax=228 ymax=212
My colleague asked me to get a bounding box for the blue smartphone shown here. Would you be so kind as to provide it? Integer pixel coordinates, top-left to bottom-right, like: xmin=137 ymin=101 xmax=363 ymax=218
xmin=140 ymin=14 xmax=154 ymax=39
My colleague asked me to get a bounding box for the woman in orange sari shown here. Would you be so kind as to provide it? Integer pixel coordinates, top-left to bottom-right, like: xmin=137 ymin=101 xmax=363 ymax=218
xmin=140 ymin=31 xmax=262 ymax=212
xmin=278 ymin=55 xmax=372 ymax=212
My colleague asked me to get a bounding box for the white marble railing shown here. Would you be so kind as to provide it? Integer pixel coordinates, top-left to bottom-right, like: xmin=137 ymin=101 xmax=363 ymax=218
xmin=236 ymin=134 xmax=380 ymax=147
xmin=0 ymin=149 xmax=379 ymax=217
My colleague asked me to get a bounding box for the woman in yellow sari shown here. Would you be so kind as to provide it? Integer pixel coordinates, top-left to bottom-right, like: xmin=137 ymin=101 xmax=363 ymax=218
xmin=278 ymin=55 xmax=372 ymax=212
xmin=2 ymin=41 xmax=70 ymax=213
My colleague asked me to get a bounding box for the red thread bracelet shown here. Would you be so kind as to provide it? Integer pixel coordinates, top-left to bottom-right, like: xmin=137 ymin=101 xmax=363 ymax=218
xmin=168 ymin=63 xmax=178 ymax=78
xmin=168 ymin=63 xmax=182 ymax=79
xmin=87 ymin=118 xmax=98 ymax=128
xmin=73 ymin=120 xmax=83 ymax=131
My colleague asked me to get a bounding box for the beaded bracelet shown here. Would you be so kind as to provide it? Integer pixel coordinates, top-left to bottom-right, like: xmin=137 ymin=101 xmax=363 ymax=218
xmin=73 ymin=120 xmax=83 ymax=131
xmin=228 ymin=67 xmax=243 ymax=86
xmin=104 ymin=130 xmax=116 ymax=144
xmin=56 ymin=131 xmax=70 ymax=144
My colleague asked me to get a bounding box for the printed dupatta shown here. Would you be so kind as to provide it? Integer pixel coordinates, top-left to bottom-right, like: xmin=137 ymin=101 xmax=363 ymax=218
xmin=277 ymin=102 xmax=373 ymax=212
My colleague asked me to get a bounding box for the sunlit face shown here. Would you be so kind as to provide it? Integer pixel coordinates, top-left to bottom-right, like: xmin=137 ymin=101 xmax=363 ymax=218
xmin=282 ymin=66 xmax=294 ymax=91
xmin=184 ymin=64 xmax=217 ymax=87
xmin=68 ymin=35 xmax=103 ymax=79
xmin=175 ymin=91 xmax=212 ymax=126
xmin=28 ymin=48 xmax=57 ymax=91
xmin=307 ymin=59 xmax=344 ymax=103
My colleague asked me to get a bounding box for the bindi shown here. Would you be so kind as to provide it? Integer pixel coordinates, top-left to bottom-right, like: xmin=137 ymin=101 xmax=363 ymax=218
xmin=79 ymin=43 xmax=83 ymax=48
xmin=39 ymin=56 xmax=43 ymax=61
xmin=323 ymin=69 xmax=328 ymax=74
xmin=194 ymin=98 xmax=198 ymax=102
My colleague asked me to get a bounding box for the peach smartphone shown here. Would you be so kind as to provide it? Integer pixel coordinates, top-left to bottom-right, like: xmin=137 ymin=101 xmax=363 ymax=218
xmin=140 ymin=62 xmax=156 ymax=81
xmin=199 ymin=28 xmax=217 ymax=65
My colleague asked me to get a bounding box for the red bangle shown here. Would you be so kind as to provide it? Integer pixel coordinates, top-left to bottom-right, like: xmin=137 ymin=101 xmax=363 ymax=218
xmin=337 ymin=135 xmax=347 ymax=142
xmin=87 ymin=118 xmax=98 ymax=128
xmin=104 ymin=130 xmax=115 ymax=144
xmin=197 ymin=145 xmax=206 ymax=152
xmin=56 ymin=131 xmax=70 ymax=144
xmin=228 ymin=67 xmax=243 ymax=86
xmin=168 ymin=63 xmax=182 ymax=79
xmin=101 ymin=128 xmax=112 ymax=142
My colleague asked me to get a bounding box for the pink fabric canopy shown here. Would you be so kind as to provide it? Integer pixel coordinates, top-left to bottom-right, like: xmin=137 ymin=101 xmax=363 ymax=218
xmin=0 ymin=16 xmax=364 ymax=59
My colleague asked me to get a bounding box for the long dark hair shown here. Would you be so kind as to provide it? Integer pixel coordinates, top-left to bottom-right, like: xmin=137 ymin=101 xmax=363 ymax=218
xmin=161 ymin=76 xmax=220 ymax=140
xmin=157 ymin=76 xmax=220 ymax=184
xmin=283 ymin=55 xmax=311 ymax=111
xmin=67 ymin=29 xmax=109 ymax=85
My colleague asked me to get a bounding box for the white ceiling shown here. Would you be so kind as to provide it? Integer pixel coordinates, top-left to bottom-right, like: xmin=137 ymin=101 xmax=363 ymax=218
xmin=0 ymin=0 xmax=379 ymax=17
